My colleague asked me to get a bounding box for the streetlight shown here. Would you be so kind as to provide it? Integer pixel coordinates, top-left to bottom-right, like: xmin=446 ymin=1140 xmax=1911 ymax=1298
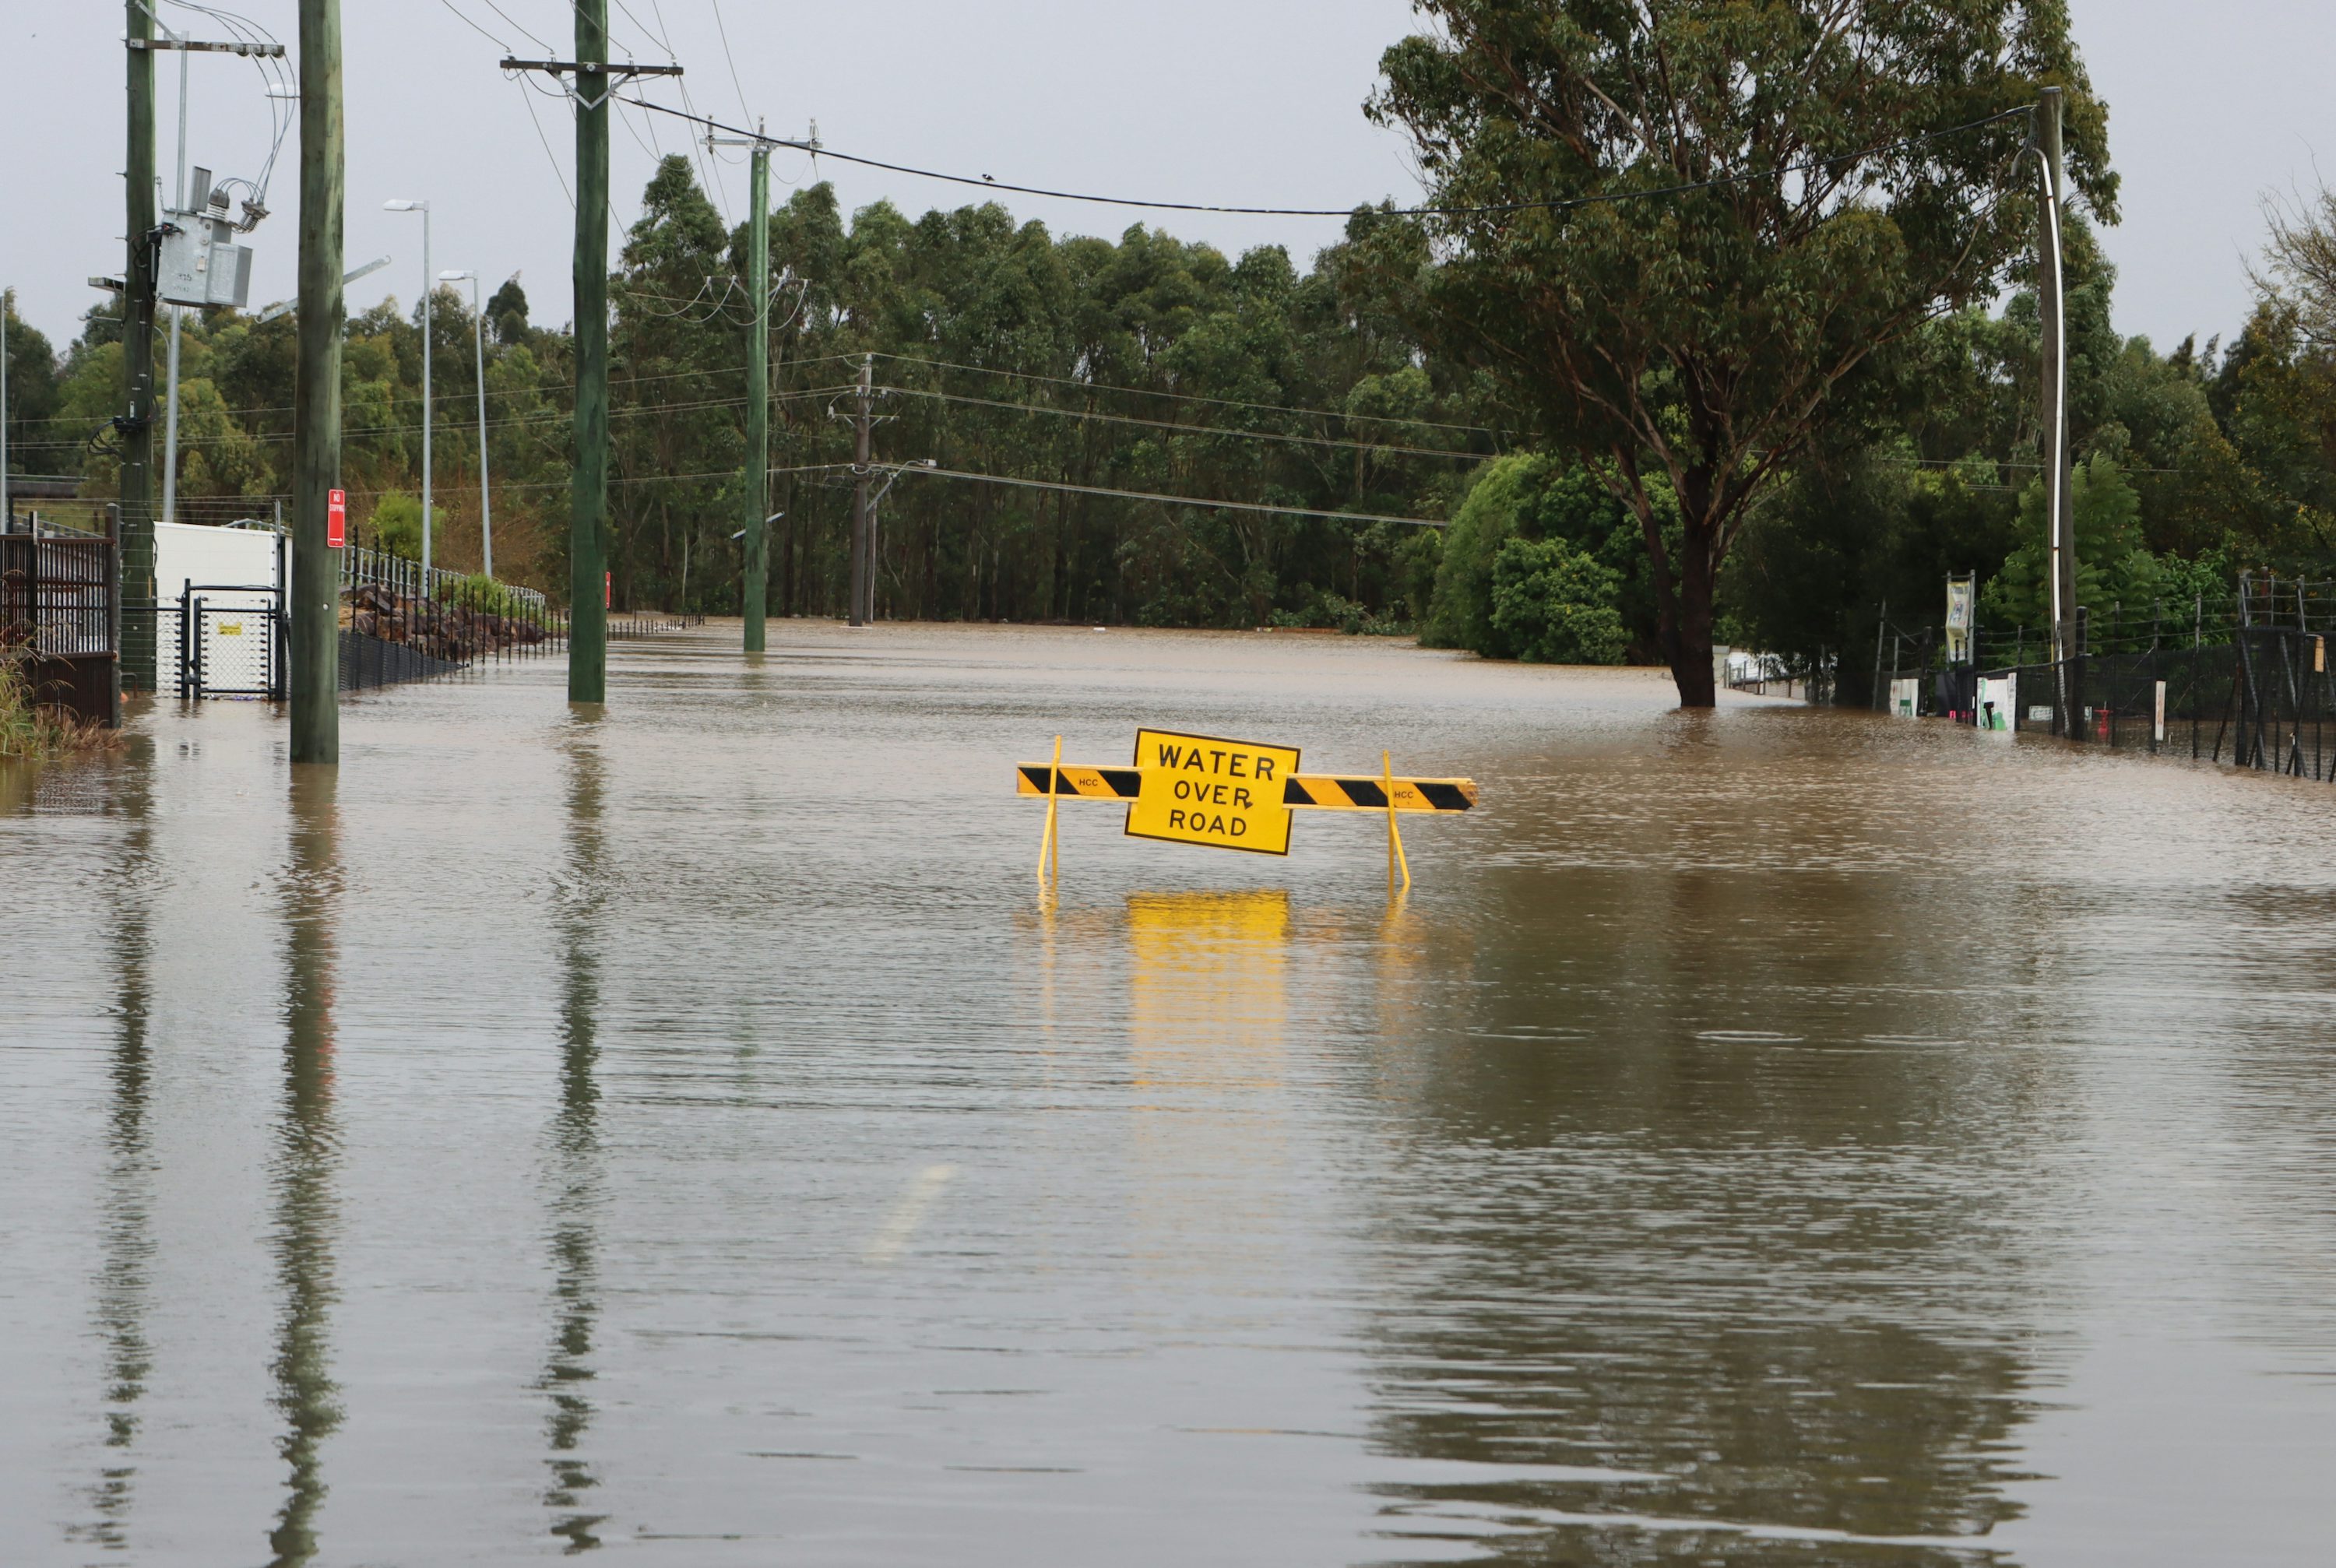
xmin=731 ymin=511 xmax=783 ymax=543
xmin=860 ymin=460 xmax=937 ymax=624
xmin=439 ymin=269 xmax=494 ymax=578
xmin=383 ymin=199 xmax=432 ymax=587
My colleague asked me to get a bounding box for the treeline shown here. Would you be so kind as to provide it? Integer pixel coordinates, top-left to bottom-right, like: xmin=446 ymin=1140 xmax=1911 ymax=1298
xmin=9 ymin=159 xmax=2336 ymax=680
xmin=4 ymin=156 xmax=1507 ymax=628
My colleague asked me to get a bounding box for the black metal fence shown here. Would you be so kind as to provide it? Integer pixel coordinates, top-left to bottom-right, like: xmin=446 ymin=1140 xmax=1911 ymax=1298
xmin=0 ymin=523 xmax=121 ymax=724
xmin=608 ymin=611 xmax=704 ymax=639
xmin=1877 ymin=575 xmax=2336 ymax=780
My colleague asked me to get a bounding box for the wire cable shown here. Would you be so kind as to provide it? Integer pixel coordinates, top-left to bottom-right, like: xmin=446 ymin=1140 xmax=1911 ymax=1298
xmin=706 ymin=0 xmax=754 ymax=125
xmin=616 ymin=97 xmax=2032 ymax=220
xmin=477 ymin=0 xmax=550 ymax=51
xmin=438 ymin=0 xmax=512 ymax=50
xmin=868 ymin=351 xmax=1500 ymax=436
xmin=515 ymin=79 xmax=576 ymax=209
xmin=896 ymin=466 xmax=1448 ymax=529
xmin=880 ymin=384 xmax=1484 ymax=460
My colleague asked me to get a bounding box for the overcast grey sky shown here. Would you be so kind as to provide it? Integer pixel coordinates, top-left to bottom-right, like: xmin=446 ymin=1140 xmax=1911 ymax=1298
xmin=5 ymin=2 xmax=2333 ymax=363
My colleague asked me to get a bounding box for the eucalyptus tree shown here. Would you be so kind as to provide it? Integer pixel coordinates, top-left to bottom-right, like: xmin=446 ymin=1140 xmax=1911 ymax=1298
xmin=611 ymin=156 xmax=745 ymax=610
xmin=1370 ymin=0 xmax=2116 ymax=703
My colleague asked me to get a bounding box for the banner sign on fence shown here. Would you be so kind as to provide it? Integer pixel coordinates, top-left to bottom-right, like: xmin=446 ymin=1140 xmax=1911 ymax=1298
xmin=326 ymin=489 xmax=346 ymax=550
xmin=1944 ymin=574 xmax=1975 ymax=663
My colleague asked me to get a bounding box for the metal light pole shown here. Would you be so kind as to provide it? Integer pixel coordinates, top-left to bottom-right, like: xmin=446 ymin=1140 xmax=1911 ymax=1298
xmin=439 ymin=269 xmax=493 ymax=578
xmin=2028 ymin=89 xmax=2076 ymax=733
xmin=862 ymin=459 xmax=936 ymax=624
xmin=385 ymin=199 xmax=432 ymax=586
xmin=1 ymin=288 xmax=10 ymax=527
xmin=160 ymin=12 xmax=191 ymax=524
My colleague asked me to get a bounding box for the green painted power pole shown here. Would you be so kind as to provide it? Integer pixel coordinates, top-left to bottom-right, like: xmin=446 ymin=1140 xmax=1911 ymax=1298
xmin=568 ymin=0 xmax=610 ymax=704
xmin=121 ymin=1 xmax=159 ymax=691
xmin=742 ymin=141 xmax=770 ymax=653
xmin=290 ymin=0 xmax=343 ymax=765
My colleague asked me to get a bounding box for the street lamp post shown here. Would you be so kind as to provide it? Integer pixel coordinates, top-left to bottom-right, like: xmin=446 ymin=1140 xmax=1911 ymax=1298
xmin=384 ymin=199 xmax=432 ymax=587
xmin=439 ymin=269 xmax=493 ymax=578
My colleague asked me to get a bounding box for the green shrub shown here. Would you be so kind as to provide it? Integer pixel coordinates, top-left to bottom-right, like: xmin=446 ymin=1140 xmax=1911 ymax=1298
xmin=1490 ymin=536 xmax=1628 ymax=665
xmin=1423 ymin=454 xmax=1551 ymax=653
xmin=440 ymin=573 xmax=522 ymax=618
xmin=0 ymin=648 xmax=103 ymax=760
xmin=1425 ymin=453 xmax=1660 ymax=659
xmin=369 ymin=493 xmax=425 ymax=560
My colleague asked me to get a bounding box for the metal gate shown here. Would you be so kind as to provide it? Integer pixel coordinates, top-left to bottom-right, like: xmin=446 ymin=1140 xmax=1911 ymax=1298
xmin=175 ymin=582 xmax=285 ymax=699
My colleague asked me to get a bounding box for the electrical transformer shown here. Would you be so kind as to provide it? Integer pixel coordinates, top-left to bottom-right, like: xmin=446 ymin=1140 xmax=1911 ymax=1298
xmin=157 ymin=167 xmax=255 ymax=311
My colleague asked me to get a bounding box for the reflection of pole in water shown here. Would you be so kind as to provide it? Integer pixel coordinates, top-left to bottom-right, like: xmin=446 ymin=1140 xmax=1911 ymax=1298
xmin=70 ymin=741 xmax=158 ymax=1552
xmin=544 ymin=730 xmax=608 ymax=1551
xmin=269 ymin=766 xmax=345 ymax=1567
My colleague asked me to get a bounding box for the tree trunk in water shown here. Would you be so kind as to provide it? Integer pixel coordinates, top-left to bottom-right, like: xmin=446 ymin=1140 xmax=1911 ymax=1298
xmin=1669 ymin=524 xmax=1718 ymax=707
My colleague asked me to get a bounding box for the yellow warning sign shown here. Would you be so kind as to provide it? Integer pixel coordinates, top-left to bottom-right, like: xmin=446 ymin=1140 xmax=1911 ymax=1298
xmin=1124 ymin=728 xmax=1300 ymax=856
xmin=1020 ymin=730 xmax=1476 ymax=884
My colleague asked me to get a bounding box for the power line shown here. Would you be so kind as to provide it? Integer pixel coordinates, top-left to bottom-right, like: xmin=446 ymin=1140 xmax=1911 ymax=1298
xmin=868 ymin=351 xmax=1500 ymax=435
xmin=614 ymin=0 xmax=675 ymax=58
xmin=5 ymin=352 xmax=874 ymax=434
xmin=616 ymin=97 xmax=2032 ymax=220
xmin=10 ymin=383 xmax=861 ymax=453
xmin=515 ymin=79 xmax=575 ymax=209
xmin=438 ymin=0 xmax=512 ymax=50
xmin=902 ymin=466 xmax=1448 ymax=529
xmin=705 ymin=0 xmax=752 ymax=125
xmin=881 ymin=384 xmax=1486 ymax=460
xmin=475 ymin=0 xmax=549 ymax=51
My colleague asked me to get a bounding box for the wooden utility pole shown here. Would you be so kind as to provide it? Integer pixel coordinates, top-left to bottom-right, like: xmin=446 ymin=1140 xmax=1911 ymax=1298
xmin=2035 ymin=86 xmax=2077 ymax=727
xmin=848 ymin=354 xmax=871 ymax=628
xmin=121 ymin=0 xmax=160 ymax=691
xmin=494 ymin=44 xmax=677 ymax=693
xmin=289 ymin=0 xmax=344 ymax=765
xmin=743 ymin=139 xmax=770 ymax=651
xmin=569 ymin=0 xmax=611 ymax=702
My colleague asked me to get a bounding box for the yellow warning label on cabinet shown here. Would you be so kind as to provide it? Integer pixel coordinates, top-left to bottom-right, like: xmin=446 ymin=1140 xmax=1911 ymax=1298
xmin=1124 ymin=729 xmax=1299 ymax=856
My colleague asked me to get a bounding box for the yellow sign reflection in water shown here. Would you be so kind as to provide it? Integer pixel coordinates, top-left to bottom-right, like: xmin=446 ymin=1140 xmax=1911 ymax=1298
xmin=1124 ymin=890 xmax=1296 ymax=1281
xmin=1126 ymin=890 xmax=1293 ymax=1080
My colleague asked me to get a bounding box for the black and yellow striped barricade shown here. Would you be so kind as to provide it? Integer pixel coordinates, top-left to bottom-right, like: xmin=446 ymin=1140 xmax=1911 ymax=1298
xmin=1017 ymin=727 xmax=1475 ymax=887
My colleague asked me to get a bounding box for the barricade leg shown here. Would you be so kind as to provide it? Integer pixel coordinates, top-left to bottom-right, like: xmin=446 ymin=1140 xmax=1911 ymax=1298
xmin=1384 ymin=750 xmax=1409 ymax=893
xmin=1037 ymin=734 xmax=1063 ymax=881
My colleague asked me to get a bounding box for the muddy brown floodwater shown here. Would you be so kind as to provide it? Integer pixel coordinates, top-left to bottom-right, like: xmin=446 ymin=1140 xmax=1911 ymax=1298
xmin=3 ymin=622 xmax=2334 ymax=1566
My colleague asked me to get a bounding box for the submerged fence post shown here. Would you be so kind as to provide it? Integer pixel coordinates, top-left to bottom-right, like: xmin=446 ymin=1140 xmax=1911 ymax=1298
xmin=1871 ymin=600 xmax=1887 ymax=712
xmin=2194 ymin=592 xmax=2204 ymax=759
xmin=106 ymin=503 xmax=124 ymax=727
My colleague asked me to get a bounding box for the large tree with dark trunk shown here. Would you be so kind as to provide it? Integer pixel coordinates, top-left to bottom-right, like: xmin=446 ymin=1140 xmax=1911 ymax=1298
xmin=1370 ymin=0 xmax=2115 ymax=704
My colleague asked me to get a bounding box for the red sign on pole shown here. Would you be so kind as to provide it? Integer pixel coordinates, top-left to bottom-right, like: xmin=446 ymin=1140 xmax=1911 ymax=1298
xmin=327 ymin=488 xmax=347 ymax=550
xmin=604 ymin=571 xmax=612 ymax=610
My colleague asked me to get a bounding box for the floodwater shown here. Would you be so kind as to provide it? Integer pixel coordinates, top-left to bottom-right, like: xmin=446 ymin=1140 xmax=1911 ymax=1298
xmin=4 ymin=623 xmax=2334 ymax=1567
